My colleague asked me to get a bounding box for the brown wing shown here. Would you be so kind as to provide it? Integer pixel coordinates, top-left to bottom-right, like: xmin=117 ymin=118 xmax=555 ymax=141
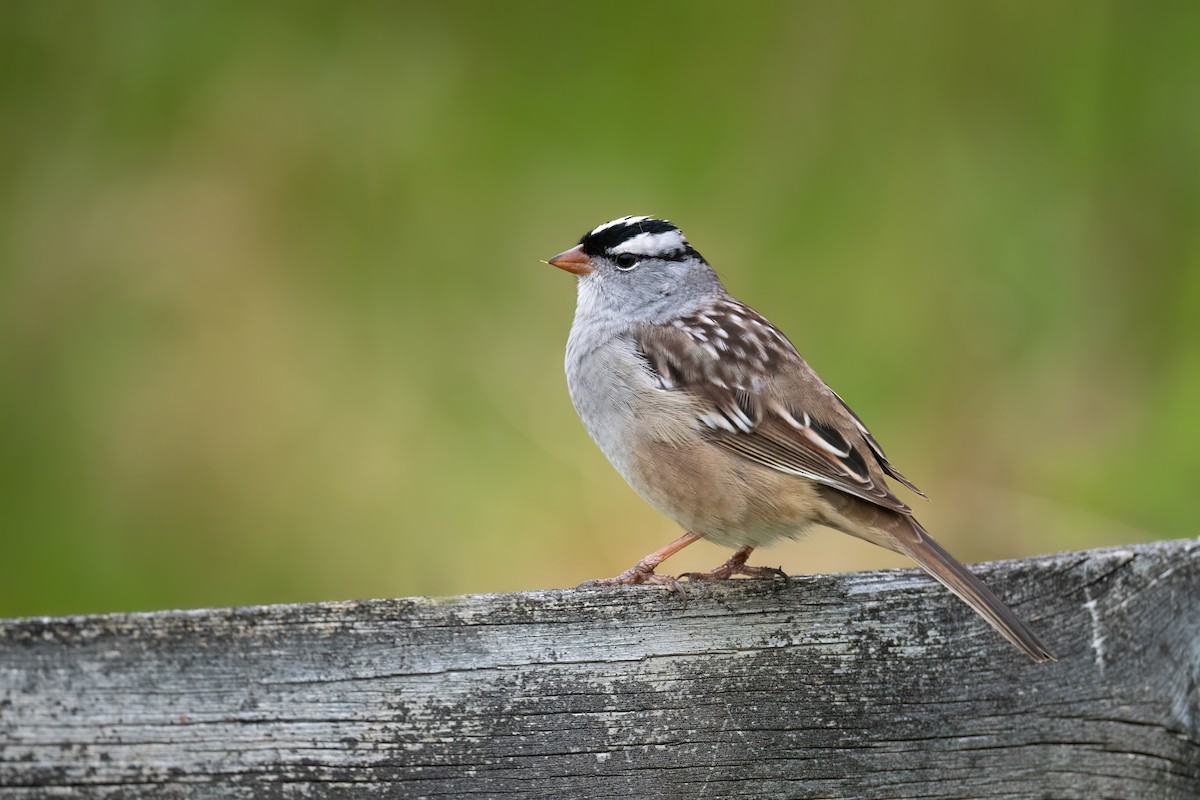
xmin=828 ymin=387 xmax=928 ymax=499
xmin=633 ymin=299 xmax=924 ymax=515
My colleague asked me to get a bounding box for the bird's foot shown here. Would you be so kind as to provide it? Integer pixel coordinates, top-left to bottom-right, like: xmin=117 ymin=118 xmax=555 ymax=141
xmin=578 ymin=531 xmax=703 ymax=600
xmin=681 ymin=547 xmax=787 ymax=582
xmin=579 ymin=562 xmax=685 ymax=595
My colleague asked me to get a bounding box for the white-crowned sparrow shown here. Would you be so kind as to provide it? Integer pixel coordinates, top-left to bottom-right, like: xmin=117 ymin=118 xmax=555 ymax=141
xmin=546 ymin=215 xmax=1054 ymax=663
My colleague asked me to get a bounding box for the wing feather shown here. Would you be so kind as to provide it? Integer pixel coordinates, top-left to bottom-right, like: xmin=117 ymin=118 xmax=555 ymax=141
xmin=633 ymin=306 xmax=921 ymax=515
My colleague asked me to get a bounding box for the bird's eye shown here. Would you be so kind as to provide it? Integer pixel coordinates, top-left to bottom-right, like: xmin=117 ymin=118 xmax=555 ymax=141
xmin=614 ymin=253 xmax=639 ymax=270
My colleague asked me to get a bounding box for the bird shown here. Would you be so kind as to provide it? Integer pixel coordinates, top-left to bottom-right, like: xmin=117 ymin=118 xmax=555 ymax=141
xmin=544 ymin=215 xmax=1055 ymax=663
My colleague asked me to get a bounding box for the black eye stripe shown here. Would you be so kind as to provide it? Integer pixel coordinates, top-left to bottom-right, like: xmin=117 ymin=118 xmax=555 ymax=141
xmin=613 ymin=249 xmax=691 ymax=264
xmin=580 ymin=218 xmax=687 ymax=256
xmin=577 ymin=218 xmax=706 ymax=264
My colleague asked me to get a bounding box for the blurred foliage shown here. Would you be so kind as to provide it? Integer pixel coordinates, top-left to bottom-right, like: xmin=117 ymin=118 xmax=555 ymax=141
xmin=1 ymin=1 xmax=1197 ymax=617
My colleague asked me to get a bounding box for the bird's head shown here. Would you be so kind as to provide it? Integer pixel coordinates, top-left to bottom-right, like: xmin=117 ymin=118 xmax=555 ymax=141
xmin=546 ymin=216 xmax=723 ymax=324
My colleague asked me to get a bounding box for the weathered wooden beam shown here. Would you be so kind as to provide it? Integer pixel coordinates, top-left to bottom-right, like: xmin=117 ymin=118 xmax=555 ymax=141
xmin=1 ymin=539 xmax=1198 ymax=798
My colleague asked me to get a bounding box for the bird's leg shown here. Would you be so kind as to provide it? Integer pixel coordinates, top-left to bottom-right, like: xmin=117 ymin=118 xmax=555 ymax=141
xmin=579 ymin=531 xmax=702 ymax=594
xmin=681 ymin=546 xmax=787 ymax=582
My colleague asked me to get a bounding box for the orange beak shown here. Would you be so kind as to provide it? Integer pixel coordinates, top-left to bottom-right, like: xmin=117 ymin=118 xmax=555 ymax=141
xmin=545 ymin=244 xmax=593 ymax=276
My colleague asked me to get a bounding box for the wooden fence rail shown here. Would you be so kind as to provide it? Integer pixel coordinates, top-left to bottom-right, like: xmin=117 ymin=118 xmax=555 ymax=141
xmin=2 ymin=538 xmax=1199 ymax=798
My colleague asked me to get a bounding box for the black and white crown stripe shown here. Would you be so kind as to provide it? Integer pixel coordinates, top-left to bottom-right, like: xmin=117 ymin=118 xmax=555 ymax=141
xmin=579 ymin=216 xmax=700 ymax=263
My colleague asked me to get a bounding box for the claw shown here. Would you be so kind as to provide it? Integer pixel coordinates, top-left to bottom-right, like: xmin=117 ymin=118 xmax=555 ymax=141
xmin=577 ymin=531 xmax=703 ymax=607
xmin=579 ymin=563 xmax=688 ymax=607
xmin=680 ymin=546 xmax=788 ymax=582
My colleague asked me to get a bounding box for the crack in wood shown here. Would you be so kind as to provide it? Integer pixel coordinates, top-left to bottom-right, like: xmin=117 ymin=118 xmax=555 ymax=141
xmin=1 ymin=539 xmax=1199 ymax=798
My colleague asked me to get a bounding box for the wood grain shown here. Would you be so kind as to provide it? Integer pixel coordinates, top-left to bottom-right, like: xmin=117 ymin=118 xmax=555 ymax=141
xmin=2 ymin=539 xmax=1198 ymax=798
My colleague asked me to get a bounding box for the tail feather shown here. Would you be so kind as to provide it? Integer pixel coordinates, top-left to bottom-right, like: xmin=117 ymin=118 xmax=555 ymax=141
xmin=816 ymin=486 xmax=1055 ymax=662
xmin=891 ymin=515 xmax=1056 ymax=663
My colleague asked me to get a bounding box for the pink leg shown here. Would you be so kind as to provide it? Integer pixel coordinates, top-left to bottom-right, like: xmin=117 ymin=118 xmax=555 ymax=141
xmin=579 ymin=531 xmax=703 ymax=594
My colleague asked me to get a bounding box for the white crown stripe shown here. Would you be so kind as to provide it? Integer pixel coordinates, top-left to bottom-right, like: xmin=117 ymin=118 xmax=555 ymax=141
xmin=612 ymin=230 xmax=687 ymax=255
xmin=588 ymin=215 xmax=653 ymax=236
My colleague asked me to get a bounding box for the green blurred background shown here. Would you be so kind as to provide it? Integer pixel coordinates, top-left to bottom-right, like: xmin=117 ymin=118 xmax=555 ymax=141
xmin=2 ymin=2 xmax=1197 ymax=618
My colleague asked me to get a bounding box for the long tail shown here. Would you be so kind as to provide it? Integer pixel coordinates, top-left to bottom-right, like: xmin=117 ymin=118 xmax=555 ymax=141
xmin=818 ymin=487 xmax=1055 ymax=663
xmin=889 ymin=515 xmax=1056 ymax=663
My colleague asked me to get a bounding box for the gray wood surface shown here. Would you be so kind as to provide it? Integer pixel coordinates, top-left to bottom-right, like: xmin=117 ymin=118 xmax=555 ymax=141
xmin=2 ymin=539 xmax=1198 ymax=799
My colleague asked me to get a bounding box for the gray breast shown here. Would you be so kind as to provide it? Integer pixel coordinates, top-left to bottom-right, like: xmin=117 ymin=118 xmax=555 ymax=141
xmin=565 ymin=329 xmax=648 ymax=481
